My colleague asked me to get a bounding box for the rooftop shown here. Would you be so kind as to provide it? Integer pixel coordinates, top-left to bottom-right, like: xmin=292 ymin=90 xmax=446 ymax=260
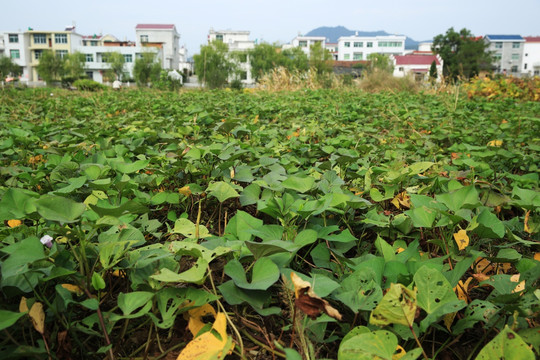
xmin=394 ymin=54 xmax=440 ymax=66
xmin=136 ymin=24 xmax=176 ymax=30
xmin=485 ymin=35 xmax=524 ymax=41
xmin=524 ymin=36 xmax=540 ymax=42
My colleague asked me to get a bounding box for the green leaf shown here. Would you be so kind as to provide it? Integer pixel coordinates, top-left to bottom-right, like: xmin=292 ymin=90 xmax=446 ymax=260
xmin=117 ymin=291 xmax=154 ymax=316
xmin=110 ymin=159 xmax=150 ymax=174
xmin=218 ymin=280 xmax=281 ymax=316
xmin=414 ymin=266 xmax=458 ymax=314
xmin=294 ymin=229 xmax=318 ymax=247
xmin=370 ymin=283 xmax=417 ymax=327
xmin=0 ymin=236 xmax=46 ymax=279
xmin=35 ymin=195 xmax=86 ymax=223
xmin=375 ymin=235 xmax=395 ymax=262
xmin=151 ymin=258 xmax=208 ymax=284
xmin=91 ymin=272 xmax=106 ymax=291
xmin=224 ymin=210 xmax=263 ymax=242
xmin=0 ymin=310 xmax=27 ymax=331
xmin=224 ymin=258 xmax=279 ymax=290
xmin=206 ymin=181 xmax=239 ymax=203
xmin=436 ymin=186 xmax=480 ymax=213
xmin=0 ymin=188 xmax=39 ymax=220
xmin=407 ymin=161 xmax=434 ymax=175
xmin=338 ymin=330 xmax=398 ymax=360
xmin=473 ymin=209 xmax=505 ymax=239
xmin=405 ymin=206 xmax=437 ymax=228
xmin=282 ymin=175 xmax=315 ymax=193
xmin=239 ymin=183 xmax=261 ymax=206
xmin=172 ymin=218 xmax=210 ymax=238
xmin=475 ymin=325 xmax=535 ymax=360
xmin=54 ymin=176 xmax=87 ymax=194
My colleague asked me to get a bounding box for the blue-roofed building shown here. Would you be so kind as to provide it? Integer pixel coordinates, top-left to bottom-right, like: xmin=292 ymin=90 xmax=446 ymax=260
xmin=485 ymin=35 xmax=525 ymax=76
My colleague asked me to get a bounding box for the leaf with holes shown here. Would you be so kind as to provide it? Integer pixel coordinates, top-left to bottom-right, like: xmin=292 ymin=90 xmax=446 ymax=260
xmin=475 ymin=325 xmax=535 ymax=360
xmin=369 ymin=283 xmax=416 ymax=327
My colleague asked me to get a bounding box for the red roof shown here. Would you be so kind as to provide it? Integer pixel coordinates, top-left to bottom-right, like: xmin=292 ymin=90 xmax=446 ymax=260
xmin=394 ymin=54 xmax=440 ymax=66
xmin=136 ymin=24 xmax=175 ymax=30
xmin=524 ymin=36 xmax=540 ymax=42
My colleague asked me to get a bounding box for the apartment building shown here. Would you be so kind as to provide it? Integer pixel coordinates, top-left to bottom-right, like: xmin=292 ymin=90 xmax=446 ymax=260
xmin=337 ymin=34 xmax=406 ymax=61
xmin=282 ymin=35 xmax=326 ymax=56
xmin=484 ymin=35 xmax=525 ymax=75
xmin=135 ymin=24 xmax=180 ymax=70
xmin=391 ymin=54 xmax=443 ymax=82
xmin=522 ymin=37 xmax=540 ymax=76
xmin=1 ymin=31 xmax=31 ymax=82
xmin=208 ymin=29 xmax=255 ymax=84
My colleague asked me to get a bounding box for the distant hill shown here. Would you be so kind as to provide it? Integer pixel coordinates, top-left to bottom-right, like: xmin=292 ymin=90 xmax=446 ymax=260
xmin=305 ymin=26 xmax=421 ymax=50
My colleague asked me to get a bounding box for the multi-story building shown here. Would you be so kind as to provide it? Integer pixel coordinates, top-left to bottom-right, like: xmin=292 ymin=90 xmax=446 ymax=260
xmin=390 ymin=54 xmax=443 ymax=82
xmin=1 ymin=31 xmax=31 ymax=82
xmin=484 ymin=35 xmax=525 ymax=76
xmin=522 ymin=37 xmax=540 ymax=77
xmin=325 ymin=42 xmax=338 ymax=60
xmin=207 ymin=29 xmax=255 ymax=84
xmin=27 ymin=29 xmax=83 ymax=81
xmin=282 ymin=35 xmax=326 ymax=55
xmin=337 ymin=34 xmax=406 ymax=61
xmin=135 ymin=24 xmax=180 ymax=70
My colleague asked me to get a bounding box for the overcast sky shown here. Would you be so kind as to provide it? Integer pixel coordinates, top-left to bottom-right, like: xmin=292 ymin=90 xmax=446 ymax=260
xmin=3 ymin=0 xmax=540 ymax=55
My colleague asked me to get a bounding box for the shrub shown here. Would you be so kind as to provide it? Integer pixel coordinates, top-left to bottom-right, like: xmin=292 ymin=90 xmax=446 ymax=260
xmin=73 ymin=79 xmax=106 ymax=91
xmin=358 ymin=70 xmax=419 ymax=93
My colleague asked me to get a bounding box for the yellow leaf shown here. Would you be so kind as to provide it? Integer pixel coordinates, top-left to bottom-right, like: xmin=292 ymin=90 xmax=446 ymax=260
xmin=179 ymin=186 xmax=192 ymax=197
xmin=534 ymin=253 xmax=540 ymax=262
xmin=453 ymin=229 xmax=469 ymax=250
xmin=510 ymin=274 xmax=525 ymax=293
xmin=443 ymin=312 xmax=457 ymax=331
xmin=111 ymin=269 xmax=126 ymax=278
xmin=230 ymin=168 xmax=235 ymax=179
xmin=176 ymin=312 xmax=230 ymax=360
xmin=393 ymin=345 xmax=407 ymax=360
xmin=290 ymin=272 xmax=343 ymax=321
xmin=19 ymin=297 xmax=29 ymax=313
xmin=454 ymin=277 xmax=473 ymax=302
xmin=396 ymin=247 xmax=405 ymax=254
xmin=61 ymin=284 xmax=84 ymax=296
xmin=391 ymin=191 xmax=411 ymax=210
xmin=253 ymin=115 xmax=259 ymax=124
xmin=56 ymin=236 xmax=68 ymax=244
xmin=487 ymin=140 xmax=503 ymax=147
xmin=187 ymin=304 xmax=217 ymax=337
xmin=524 ymin=210 xmax=532 ymax=233
xmin=29 ymin=302 xmax=45 ymax=334
xmin=7 ymin=219 xmax=22 ymax=228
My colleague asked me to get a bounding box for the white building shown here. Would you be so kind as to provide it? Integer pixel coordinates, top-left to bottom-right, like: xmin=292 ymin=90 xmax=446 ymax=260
xmin=325 ymin=42 xmax=338 ymax=60
xmin=0 ymin=31 xmax=31 ymax=83
xmin=418 ymin=42 xmax=433 ymax=52
xmin=390 ymin=54 xmax=443 ymax=82
xmin=178 ymin=46 xmax=192 ymax=74
xmin=484 ymin=35 xmax=525 ymax=76
xmin=522 ymin=36 xmax=540 ymax=77
xmin=337 ymin=34 xmax=406 ymax=61
xmin=135 ymin=24 xmax=180 ymax=70
xmin=207 ymin=29 xmax=255 ymax=84
xmin=283 ymin=35 xmax=326 ymax=55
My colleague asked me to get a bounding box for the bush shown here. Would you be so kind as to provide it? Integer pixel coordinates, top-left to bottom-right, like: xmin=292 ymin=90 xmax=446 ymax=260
xmin=73 ymin=79 xmax=106 ymax=91
xmin=358 ymin=70 xmax=419 ymax=93
xmin=229 ymin=79 xmax=243 ymax=90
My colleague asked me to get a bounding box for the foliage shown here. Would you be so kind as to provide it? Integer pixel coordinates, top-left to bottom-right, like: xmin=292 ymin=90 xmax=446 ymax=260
xmin=433 ymin=27 xmax=493 ymax=80
xmin=366 ymin=53 xmax=394 ymax=74
xmin=36 ymin=50 xmax=65 ymax=84
xmin=73 ymin=79 xmax=106 ymax=91
xmin=154 ymin=70 xmax=183 ymax=91
xmin=248 ymin=43 xmax=284 ymax=80
xmin=0 ymin=88 xmax=539 ymax=360
xmin=259 ymin=66 xmax=341 ymax=91
xmin=194 ymin=41 xmax=237 ymax=89
xmin=104 ymin=52 xmax=126 ymax=81
xmin=133 ymin=52 xmax=161 ymax=87
xmin=62 ymin=52 xmax=87 ymax=85
xmin=281 ymin=46 xmax=309 ymax=72
xmin=309 ymin=42 xmax=334 ymax=75
xmin=464 ymin=76 xmax=540 ymax=101
xmin=429 ymin=60 xmax=438 ymax=81
xmin=0 ymin=56 xmax=22 ymax=81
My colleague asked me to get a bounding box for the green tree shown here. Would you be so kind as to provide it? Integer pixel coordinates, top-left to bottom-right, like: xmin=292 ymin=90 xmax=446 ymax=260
xmin=309 ymin=42 xmax=333 ymax=75
xmin=281 ymin=46 xmax=309 ymax=72
xmin=62 ymin=52 xmax=86 ymax=84
xmin=194 ymin=41 xmax=236 ymax=89
xmin=36 ymin=50 xmax=65 ymax=84
xmin=366 ymin=53 xmax=393 ymax=74
xmin=433 ymin=27 xmax=492 ymax=80
xmin=133 ymin=52 xmax=161 ymax=87
xmin=429 ymin=60 xmax=438 ymax=82
xmin=248 ymin=43 xmax=283 ymax=80
xmin=106 ymin=52 xmax=126 ymax=81
xmin=0 ymin=57 xmax=22 ymax=83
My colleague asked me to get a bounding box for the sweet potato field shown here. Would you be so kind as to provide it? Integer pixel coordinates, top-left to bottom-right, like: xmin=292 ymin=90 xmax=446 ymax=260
xmin=0 ymin=88 xmax=539 ymax=360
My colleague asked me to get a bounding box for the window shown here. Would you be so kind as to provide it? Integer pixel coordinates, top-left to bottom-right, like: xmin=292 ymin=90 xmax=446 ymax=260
xmin=494 ymin=53 xmax=502 ymax=60
xmin=90 ymin=41 xmax=98 ymax=46
xmin=56 ymin=50 xmax=68 ymax=59
xmin=8 ymin=34 xmax=19 ymax=43
xmin=535 ymin=70 xmax=540 ymax=76
xmin=239 ymin=71 xmax=247 ymax=80
xmin=344 ymin=54 xmax=350 ymax=60
xmin=511 ymin=65 xmax=518 ymax=73
xmin=55 ymin=34 xmax=68 ymax=44
xmin=512 ymin=42 xmax=520 ymax=48
xmin=83 ymin=40 xmax=87 ymax=46
xmin=512 ymin=53 xmax=519 ymax=61
xmin=10 ymin=49 xmax=20 ymax=59
xmin=524 ymin=63 xmax=527 ymax=70
xmin=86 ymin=71 xmax=93 ymax=79
xmin=34 ymin=50 xmax=43 ymax=60
xmin=123 ymin=54 xmax=133 ymax=63
xmin=398 ymin=67 xmax=404 ymax=71
xmin=367 ymin=42 xmax=373 ymax=48
xmin=344 ymin=42 xmax=350 ymax=48
xmin=140 ymin=35 xmax=148 ymax=43
xmin=299 ymin=40 xmax=307 ymax=47
xmin=495 ymin=42 xmax=502 ymax=49
xmin=216 ymin=34 xmax=223 ymax=42
xmin=354 ymin=42 xmax=363 ymax=48
xmin=353 ymin=52 xmax=363 ymax=60
xmin=34 ymin=34 xmax=47 ymax=44
xmin=379 ymin=41 xmax=402 ymax=47
xmin=85 ymin=53 xmax=94 ymax=62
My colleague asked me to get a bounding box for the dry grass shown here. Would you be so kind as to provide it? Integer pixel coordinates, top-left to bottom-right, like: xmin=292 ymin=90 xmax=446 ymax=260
xmin=356 ymin=70 xmax=420 ymax=93
xmin=258 ymin=67 xmax=343 ymax=91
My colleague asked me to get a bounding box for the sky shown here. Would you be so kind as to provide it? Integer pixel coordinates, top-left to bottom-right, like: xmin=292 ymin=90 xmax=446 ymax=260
xmin=3 ymin=0 xmax=540 ymax=56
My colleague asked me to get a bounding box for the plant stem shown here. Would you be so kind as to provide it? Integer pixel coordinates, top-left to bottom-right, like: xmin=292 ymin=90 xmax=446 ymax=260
xmin=241 ymin=329 xmax=286 ymax=358
xmin=83 ymin=287 xmax=114 ymax=360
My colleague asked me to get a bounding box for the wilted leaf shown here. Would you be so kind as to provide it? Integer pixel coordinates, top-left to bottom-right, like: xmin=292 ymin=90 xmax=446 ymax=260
xmin=524 ymin=210 xmax=531 ymax=233
xmin=176 ymin=312 xmax=231 ymax=360
xmin=370 ymin=283 xmax=417 ymax=327
xmin=187 ymin=304 xmax=217 ymax=337
xmin=179 ymin=186 xmax=192 ymax=197
xmin=19 ymin=297 xmax=29 ymax=313
xmin=453 ymin=229 xmax=469 ymax=250
xmin=391 ymin=192 xmax=411 ymax=210
xmin=29 ymin=302 xmax=45 ymax=334
xmin=510 ymin=274 xmax=525 ymax=293
xmin=7 ymin=219 xmax=22 ymax=228
xmin=487 ymin=140 xmax=503 ymax=147
xmin=290 ymin=272 xmax=342 ymax=321
xmin=61 ymin=284 xmax=84 ymax=296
